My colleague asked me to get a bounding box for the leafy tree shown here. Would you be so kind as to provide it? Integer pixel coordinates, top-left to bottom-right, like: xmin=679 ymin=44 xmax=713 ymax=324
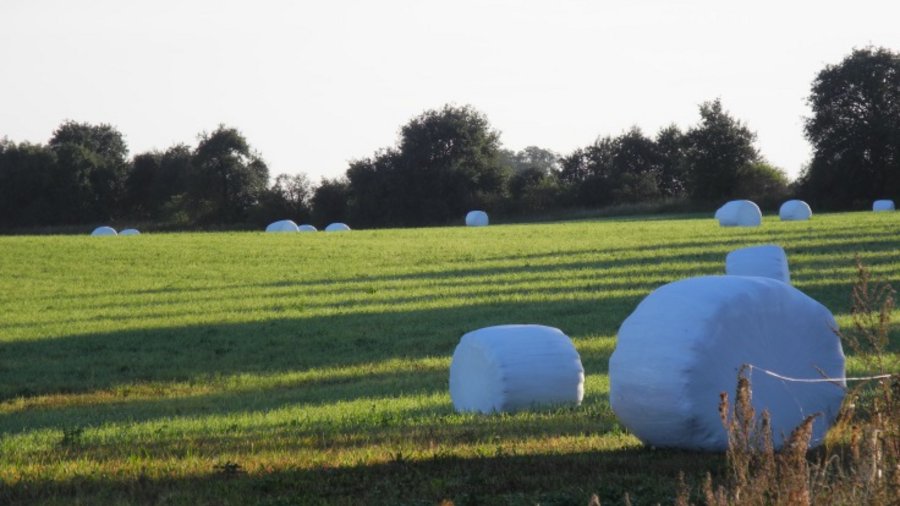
xmin=655 ymin=124 xmax=689 ymax=197
xmin=311 ymin=177 xmax=351 ymax=227
xmin=48 ymin=121 xmax=129 ymax=222
xmin=254 ymin=173 xmax=314 ymax=224
xmin=0 ymin=140 xmax=57 ymax=227
xmin=803 ymin=46 xmax=900 ymax=208
xmin=124 ymin=145 xmax=192 ymax=220
xmin=734 ymin=161 xmax=790 ymax=205
xmin=189 ymin=125 xmax=268 ymax=223
xmin=685 ymin=99 xmax=760 ymax=202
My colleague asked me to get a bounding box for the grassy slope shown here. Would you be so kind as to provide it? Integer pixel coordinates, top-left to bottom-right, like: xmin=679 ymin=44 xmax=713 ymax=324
xmin=0 ymin=212 xmax=897 ymax=505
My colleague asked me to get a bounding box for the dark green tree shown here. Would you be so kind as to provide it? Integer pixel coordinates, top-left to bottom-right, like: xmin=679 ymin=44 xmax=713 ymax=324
xmin=189 ymin=125 xmax=268 ymax=223
xmin=685 ymin=99 xmax=760 ymax=202
xmin=803 ymin=46 xmax=900 ymax=208
xmin=48 ymin=121 xmax=129 ymax=223
xmin=0 ymin=140 xmax=57 ymax=227
xmin=124 ymin=144 xmax=193 ymax=220
xmin=311 ymin=177 xmax=351 ymax=227
xmin=254 ymin=172 xmax=314 ymax=225
xmin=655 ymin=124 xmax=689 ymax=197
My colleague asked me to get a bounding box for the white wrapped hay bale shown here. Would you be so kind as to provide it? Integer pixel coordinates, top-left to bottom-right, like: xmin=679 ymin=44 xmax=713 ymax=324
xmin=90 ymin=226 xmax=117 ymax=236
xmin=465 ymin=210 xmax=489 ymax=227
xmin=325 ymin=222 xmax=351 ymax=232
xmin=119 ymin=228 xmax=141 ymax=236
xmin=609 ymin=276 xmax=845 ymax=451
xmin=714 ymin=200 xmax=762 ymax=227
xmin=266 ymin=219 xmax=300 ymax=232
xmin=449 ymin=325 xmax=584 ymax=414
xmin=725 ymin=244 xmax=790 ymax=284
xmin=298 ymin=224 xmax=317 ymax=232
xmin=873 ymin=199 xmax=895 ymax=212
xmin=779 ymin=200 xmax=812 ymax=221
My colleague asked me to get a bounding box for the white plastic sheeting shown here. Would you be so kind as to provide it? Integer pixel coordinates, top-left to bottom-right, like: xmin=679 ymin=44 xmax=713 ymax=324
xmin=119 ymin=228 xmax=141 ymax=236
xmin=609 ymin=276 xmax=845 ymax=451
xmin=449 ymin=325 xmax=584 ymax=414
xmin=325 ymin=222 xmax=351 ymax=232
xmin=873 ymin=199 xmax=895 ymax=212
xmin=91 ymin=226 xmax=117 ymax=236
xmin=465 ymin=210 xmax=489 ymax=227
xmin=779 ymin=200 xmax=812 ymax=221
xmin=266 ymin=220 xmax=300 ymax=232
xmin=725 ymin=244 xmax=790 ymax=284
xmin=298 ymin=224 xmax=317 ymax=232
xmin=714 ymin=200 xmax=762 ymax=227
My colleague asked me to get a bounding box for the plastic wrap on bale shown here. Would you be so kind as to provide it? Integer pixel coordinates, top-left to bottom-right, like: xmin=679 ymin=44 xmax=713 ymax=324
xmin=609 ymin=276 xmax=845 ymax=451
xmin=449 ymin=325 xmax=584 ymax=414
xmin=325 ymin=223 xmax=351 ymax=232
xmin=714 ymin=200 xmax=762 ymax=227
xmin=726 ymin=244 xmax=791 ymax=284
xmin=873 ymin=199 xmax=895 ymax=212
xmin=465 ymin=210 xmax=489 ymax=227
xmin=779 ymin=200 xmax=812 ymax=221
xmin=266 ymin=219 xmax=300 ymax=232
xmin=91 ymin=226 xmax=117 ymax=236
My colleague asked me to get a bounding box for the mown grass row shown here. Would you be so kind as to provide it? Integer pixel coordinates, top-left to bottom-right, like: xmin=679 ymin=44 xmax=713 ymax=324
xmin=0 ymin=211 xmax=897 ymax=505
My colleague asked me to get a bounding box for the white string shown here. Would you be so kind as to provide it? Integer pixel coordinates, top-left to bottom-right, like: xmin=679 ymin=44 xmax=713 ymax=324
xmin=746 ymin=364 xmax=895 ymax=383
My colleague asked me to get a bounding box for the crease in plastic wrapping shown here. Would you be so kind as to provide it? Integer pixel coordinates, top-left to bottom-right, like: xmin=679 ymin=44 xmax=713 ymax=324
xmin=450 ymin=324 xmax=584 ymax=414
xmin=609 ymin=276 xmax=845 ymax=451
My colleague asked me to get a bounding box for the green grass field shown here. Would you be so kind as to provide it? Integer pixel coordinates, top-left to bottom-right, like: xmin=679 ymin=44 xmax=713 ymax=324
xmin=1 ymin=212 xmax=898 ymax=505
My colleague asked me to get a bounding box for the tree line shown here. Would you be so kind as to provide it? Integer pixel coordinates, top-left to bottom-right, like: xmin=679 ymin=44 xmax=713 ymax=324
xmin=1 ymin=47 xmax=897 ymax=231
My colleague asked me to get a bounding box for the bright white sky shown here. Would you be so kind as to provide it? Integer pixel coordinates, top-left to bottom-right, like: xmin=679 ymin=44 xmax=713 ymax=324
xmin=2 ymin=0 xmax=899 ymax=181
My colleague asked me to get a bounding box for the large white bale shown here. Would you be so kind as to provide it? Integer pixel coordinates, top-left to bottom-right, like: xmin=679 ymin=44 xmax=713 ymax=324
xmin=119 ymin=228 xmax=141 ymax=236
xmin=609 ymin=276 xmax=845 ymax=451
xmin=266 ymin=219 xmax=300 ymax=233
xmin=90 ymin=226 xmax=117 ymax=236
xmin=449 ymin=325 xmax=584 ymax=413
xmin=325 ymin=222 xmax=351 ymax=232
xmin=465 ymin=210 xmax=489 ymax=227
xmin=873 ymin=199 xmax=895 ymax=212
xmin=725 ymin=244 xmax=790 ymax=284
xmin=298 ymin=224 xmax=317 ymax=232
xmin=779 ymin=200 xmax=812 ymax=221
xmin=714 ymin=200 xmax=762 ymax=227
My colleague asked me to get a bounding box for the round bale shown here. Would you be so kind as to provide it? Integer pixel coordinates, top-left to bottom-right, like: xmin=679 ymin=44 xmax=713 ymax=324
xmin=714 ymin=200 xmax=762 ymax=227
xmin=266 ymin=220 xmax=300 ymax=232
xmin=449 ymin=324 xmax=584 ymax=414
xmin=325 ymin=222 xmax=351 ymax=232
xmin=465 ymin=210 xmax=489 ymax=227
xmin=609 ymin=276 xmax=845 ymax=451
xmin=873 ymin=199 xmax=895 ymax=212
xmin=298 ymin=224 xmax=317 ymax=232
xmin=725 ymin=244 xmax=790 ymax=284
xmin=119 ymin=228 xmax=141 ymax=236
xmin=779 ymin=200 xmax=812 ymax=221
xmin=91 ymin=226 xmax=117 ymax=236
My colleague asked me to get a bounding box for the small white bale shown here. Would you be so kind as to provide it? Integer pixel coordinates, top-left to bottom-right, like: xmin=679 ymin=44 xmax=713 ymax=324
xmin=873 ymin=199 xmax=895 ymax=212
xmin=609 ymin=276 xmax=845 ymax=451
xmin=119 ymin=228 xmax=141 ymax=236
xmin=266 ymin=219 xmax=300 ymax=233
xmin=465 ymin=210 xmax=489 ymax=227
xmin=90 ymin=226 xmax=117 ymax=236
xmin=714 ymin=200 xmax=762 ymax=227
xmin=325 ymin=222 xmax=351 ymax=232
xmin=298 ymin=224 xmax=317 ymax=232
xmin=726 ymin=244 xmax=790 ymax=284
xmin=449 ymin=324 xmax=584 ymax=414
xmin=779 ymin=200 xmax=812 ymax=221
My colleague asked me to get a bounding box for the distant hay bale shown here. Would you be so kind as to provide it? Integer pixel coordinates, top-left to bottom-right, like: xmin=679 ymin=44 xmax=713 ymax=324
xmin=266 ymin=220 xmax=300 ymax=233
xmin=90 ymin=226 xmax=117 ymax=236
xmin=119 ymin=228 xmax=141 ymax=236
xmin=449 ymin=325 xmax=584 ymax=414
xmin=325 ymin=222 xmax=351 ymax=232
xmin=714 ymin=200 xmax=762 ymax=227
xmin=609 ymin=276 xmax=845 ymax=451
xmin=726 ymin=244 xmax=790 ymax=284
xmin=298 ymin=224 xmax=317 ymax=232
xmin=873 ymin=199 xmax=895 ymax=212
xmin=779 ymin=200 xmax=812 ymax=221
xmin=465 ymin=210 xmax=489 ymax=227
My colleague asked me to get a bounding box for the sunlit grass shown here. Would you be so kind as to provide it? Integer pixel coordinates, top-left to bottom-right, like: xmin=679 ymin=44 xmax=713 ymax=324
xmin=0 ymin=211 xmax=897 ymax=504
